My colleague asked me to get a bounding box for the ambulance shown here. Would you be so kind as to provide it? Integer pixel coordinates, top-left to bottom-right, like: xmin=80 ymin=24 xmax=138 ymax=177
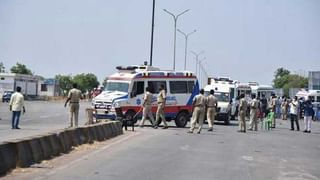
xmin=92 ymin=65 xmax=199 ymax=127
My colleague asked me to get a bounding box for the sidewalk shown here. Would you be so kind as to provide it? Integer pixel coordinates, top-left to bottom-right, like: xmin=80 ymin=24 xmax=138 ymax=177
xmin=0 ymin=101 xmax=92 ymax=143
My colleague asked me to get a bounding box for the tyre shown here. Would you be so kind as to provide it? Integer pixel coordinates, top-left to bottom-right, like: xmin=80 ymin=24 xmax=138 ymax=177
xmin=224 ymin=113 xmax=231 ymax=125
xmin=125 ymin=110 xmax=138 ymax=126
xmin=175 ymin=111 xmax=190 ymax=128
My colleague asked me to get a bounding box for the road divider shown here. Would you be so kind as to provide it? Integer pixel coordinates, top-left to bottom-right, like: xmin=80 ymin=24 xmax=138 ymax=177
xmin=0 ymin=121 xmax=123 ymax=176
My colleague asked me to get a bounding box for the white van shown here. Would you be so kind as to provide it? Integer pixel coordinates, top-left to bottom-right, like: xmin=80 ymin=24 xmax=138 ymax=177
xmin=92 ymin=65 xmax=199 ymax=127
xmin=204 ymin=77 xmax=233 ymax=124
xmin=230 ymin=83 xmax=252 ymax=119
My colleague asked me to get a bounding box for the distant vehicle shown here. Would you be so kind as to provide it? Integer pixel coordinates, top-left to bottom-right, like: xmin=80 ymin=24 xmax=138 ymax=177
xmin=2 ymin=91 xmax=13 ymax=102
xmin=249 ymin=82 xmax=274 ymax=99
xmin=92 ymin=64 xmax=199 ymax=127
xmin=230 ymin=82 xmax=252 ymax=119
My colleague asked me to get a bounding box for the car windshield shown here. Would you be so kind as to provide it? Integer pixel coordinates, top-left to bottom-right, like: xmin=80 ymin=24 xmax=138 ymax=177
xmin=204 ymin=91 xmax=230 ymax=102
xmin=215 ymin=92 xmax=230 ymax=102
xmin=104 ymin=82 xmax=129 ymax=93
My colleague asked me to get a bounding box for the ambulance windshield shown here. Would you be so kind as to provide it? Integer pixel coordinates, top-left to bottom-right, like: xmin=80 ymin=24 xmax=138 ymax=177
xmin=105 ymin=82 xmax=129 ymax=93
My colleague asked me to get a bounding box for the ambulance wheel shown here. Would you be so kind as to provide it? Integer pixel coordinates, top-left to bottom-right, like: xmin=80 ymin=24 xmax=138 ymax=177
xmin=175 ymin=111 xmax=189 ymax=128
xmin=125 ymin=110 xmax=138 ymax=125
xmin=224 ymin=113 xmax=231 ymax=125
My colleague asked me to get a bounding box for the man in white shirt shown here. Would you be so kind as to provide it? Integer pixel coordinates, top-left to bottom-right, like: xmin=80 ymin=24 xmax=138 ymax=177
xmin=9 ymin=86 xmax=26 ymax=129
xmin=289 ymin=96 xmax=300 ymax=131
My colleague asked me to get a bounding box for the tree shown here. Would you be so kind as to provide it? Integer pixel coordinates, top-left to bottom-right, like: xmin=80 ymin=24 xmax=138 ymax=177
xmin=55 ymin=74 xmax=73 ymax=96
xmin=73 ymin=73 xmax=100 ymax=93
xmin=273 ymin=67 xmax=308 ymax=97
xmin=10 ymin=62 xmax=33 ymax=75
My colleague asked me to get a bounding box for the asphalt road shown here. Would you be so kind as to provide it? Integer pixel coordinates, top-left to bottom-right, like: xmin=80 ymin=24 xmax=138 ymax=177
xmin=3 ymin=112 xmax=320 ymax=180
xmin=0 ymin=100 xmax=93 ymax=143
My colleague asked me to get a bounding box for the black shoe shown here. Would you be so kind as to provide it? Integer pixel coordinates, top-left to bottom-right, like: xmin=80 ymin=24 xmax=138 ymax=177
xmin=303 ymin=130 xmax=308 ymax=133
xmin=307 ymin=130 xmax=311 ymax=133
xmin=162 ymin=126 xmax=168 ymax=129
xmin=15 ymin=127 xmax=21 ymax=129
xmin=197 ymin=131 xmax=201 ymax=134
xmin=290 ymin=129 xmax=294 ymax=131
xmin=208 ymin=128 xmax=213 ymax=132
xmin=243 ymin=130 xmax=246 ymax=133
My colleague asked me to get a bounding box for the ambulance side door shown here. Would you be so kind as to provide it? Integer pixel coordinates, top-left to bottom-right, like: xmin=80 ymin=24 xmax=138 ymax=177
xmin=131 ymin=81 xmax=145 ymax=106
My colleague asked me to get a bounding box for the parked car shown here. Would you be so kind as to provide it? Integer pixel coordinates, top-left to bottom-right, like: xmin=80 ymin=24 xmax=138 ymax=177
xmin=2 ymin=91 xmax=13 ymax=102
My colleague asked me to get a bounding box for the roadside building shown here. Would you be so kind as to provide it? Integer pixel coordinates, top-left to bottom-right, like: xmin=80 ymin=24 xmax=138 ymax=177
xmin=38 ymin=78 xmax=60 ymax=97
xmin=309 ymin=71 xmax=320 ymax=90
xmin=0 ymin=73 xmax=39 ymax=98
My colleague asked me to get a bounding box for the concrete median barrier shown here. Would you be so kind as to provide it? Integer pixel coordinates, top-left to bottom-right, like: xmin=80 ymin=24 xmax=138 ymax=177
xmin=48 ymin=133 xmax=62 ymax=156
xmin=0 ymin=121 xmax=123 ymax=175
xmin=102 ymin=122 xmax=113 ymax=139
xmin=28 ymin=138 xmax=44 ymax=164
xmin=78 ymin=127 xmax=90 ymax=144
xmin=15 ymin=139 xmax=34 ymax=168
xmin=88 ymin=126 xmax=98 ymax=142
xmin=39 ymin=135 xmax=53 ymax=160
xmin=57 ymin=131 xmax=72 ymax=153
xmin=95 ymin=125 xmax=105 ymax=141
xmin=0 ymin=142 xmax=17 ymax=176
xmin=65 ymin=129 xmax=81 ymax=147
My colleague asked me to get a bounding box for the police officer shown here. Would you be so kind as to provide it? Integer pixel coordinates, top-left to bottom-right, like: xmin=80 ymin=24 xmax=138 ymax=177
xmin=154 ymin=84 xmax=168 ymax=129
xmin=270 ymin=93 xmax=277 ymax=128
xmin=139 ymin=87 xmax=155 ymax=127
xmin=64 ymin=83 xmax=82 ymax=127
xmin=238 ymin=94 xmax=247 ymax=133
xmin=188 ymin=89 xmax=206 ymax=134
xmin=206 ymin=89 xmax=218 ymax=132
xmin=248 ymin=94 xmax=259 ymax=131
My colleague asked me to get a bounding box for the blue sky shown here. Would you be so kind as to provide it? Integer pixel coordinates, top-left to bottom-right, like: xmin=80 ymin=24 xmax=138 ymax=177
xmin=0 ymin=0 xmax=319 ymax=85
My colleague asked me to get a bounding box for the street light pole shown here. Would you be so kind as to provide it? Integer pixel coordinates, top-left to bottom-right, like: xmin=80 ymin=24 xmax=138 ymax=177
xmin=190 ymin=51 xmax=204 ymax=77
xmin=177 ymin=29 xmax=196 ymax=70
xmin=198 ymin=58 xmax=206 ymax=87
xmin=149 ymin=0 xmax=156 ymax=66
xmin=163 ymin=9 xmax=189 ymax=71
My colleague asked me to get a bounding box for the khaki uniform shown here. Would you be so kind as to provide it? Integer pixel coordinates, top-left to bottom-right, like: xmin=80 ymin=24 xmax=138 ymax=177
xmin=238 ymin=97 xmax=247 ymax=132
xmin=270 ymin=97 xmax=277 ymax=127
xmin=249 ymin=98 xmax=259 ymax=131
xmin=155 ymin=89 xmax=167 ymax=127
xmin=139 ymin=91 xmax=155 ymax=126
xmin=68 ymin=88 xmax=82 ymax=127
xmin=206 ymin=95 xmax=217 ymax=129
xmin=189 ymin=94 xmax=206 ymax=133
xmin=281 ymin=101 xmax=288 ymax=120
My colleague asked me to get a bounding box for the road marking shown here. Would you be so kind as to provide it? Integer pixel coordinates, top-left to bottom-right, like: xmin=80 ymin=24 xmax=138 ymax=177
xmin=180 ymin=145 xmax=190 ymax=151
xmin=40 ymin=114 xmax=62 ymax=119
xmin=242 ymin=156 xmax=254 ymax=161
xmin=34 ymin=132 xmax=140 ymax=180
